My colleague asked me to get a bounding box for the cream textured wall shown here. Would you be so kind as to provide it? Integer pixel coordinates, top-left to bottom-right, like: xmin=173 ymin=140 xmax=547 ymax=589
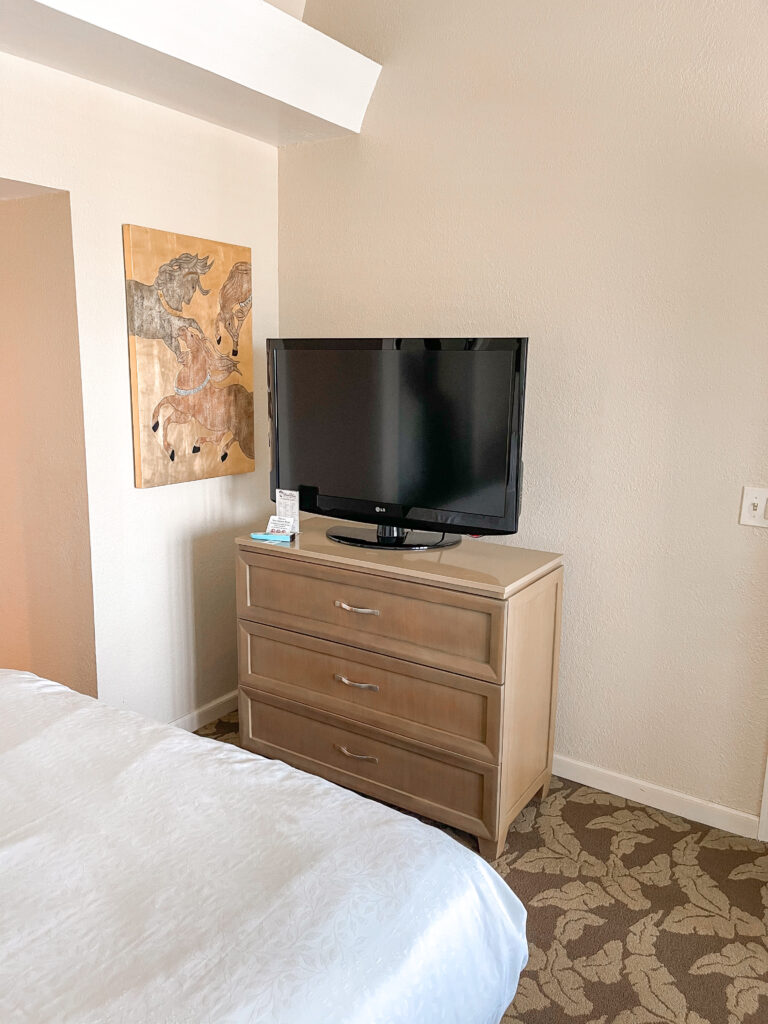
xmin=0 ymin=53 xmax=278 ymax=722
xmin=0 ymin=189 xmax=97 ymax=696
xmin=280 ymin=0 xmax=768 ymax=814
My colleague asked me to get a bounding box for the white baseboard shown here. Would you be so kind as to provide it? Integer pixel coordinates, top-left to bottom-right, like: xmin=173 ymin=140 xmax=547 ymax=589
xmin=172 ymin=690 xmax=238 ymax=733
xmin=759 ymin=751 xmax=768 ymax=842
xmin=553 ymin=754 xmax=760 ymax=840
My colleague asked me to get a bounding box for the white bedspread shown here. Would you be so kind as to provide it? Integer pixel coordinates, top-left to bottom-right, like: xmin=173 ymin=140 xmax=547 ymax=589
xmin=0 ymin=670 xmax=527 ymax=1024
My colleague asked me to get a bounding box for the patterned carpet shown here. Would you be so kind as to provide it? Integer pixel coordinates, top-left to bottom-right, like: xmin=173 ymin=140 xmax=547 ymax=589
xmin=197 ymin=713 xmax=768 ymax=1024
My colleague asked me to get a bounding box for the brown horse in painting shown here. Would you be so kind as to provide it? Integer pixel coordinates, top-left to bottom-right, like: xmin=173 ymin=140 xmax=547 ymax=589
xmin=151 ymin=327 xmax=254 ymax=463
xmin=214 ymin=261 xmax=252 ymax=358
xmin=174 ymin=327 xmax=239 ymax=391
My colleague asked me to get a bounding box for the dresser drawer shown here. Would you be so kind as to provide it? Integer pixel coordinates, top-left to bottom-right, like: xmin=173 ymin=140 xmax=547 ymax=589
xmin=238 ymin=621 xmax=501 ymax=763
xmin=240 ymin=689 xmax=499 ymax=839
xmin=236 ymin=550 xmax=506 ymax=683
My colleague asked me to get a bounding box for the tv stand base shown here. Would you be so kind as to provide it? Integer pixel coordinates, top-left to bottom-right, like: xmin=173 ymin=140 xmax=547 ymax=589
xmin=326 ymin=524 xmax=461 ymax=550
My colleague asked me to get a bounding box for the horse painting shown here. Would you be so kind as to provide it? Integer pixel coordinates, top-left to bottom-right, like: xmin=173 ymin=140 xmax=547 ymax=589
xmin=123 ymin=225 xmax=255 ymax=488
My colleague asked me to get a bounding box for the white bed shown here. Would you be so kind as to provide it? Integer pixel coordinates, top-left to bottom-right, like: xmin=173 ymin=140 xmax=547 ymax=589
xmin=0 ymin=670 xmax=527 ymax=1024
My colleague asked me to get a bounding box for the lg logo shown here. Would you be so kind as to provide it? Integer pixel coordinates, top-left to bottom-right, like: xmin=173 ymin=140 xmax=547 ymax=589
xmin=375 ymin=506 xmax=386 ymax=512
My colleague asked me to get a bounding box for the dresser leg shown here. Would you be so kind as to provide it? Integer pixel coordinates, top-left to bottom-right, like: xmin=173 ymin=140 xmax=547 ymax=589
xmin=478 ymin=834 xmax=507 ymax=860
xmin=539 ymin=773 xmax=552 ymax=800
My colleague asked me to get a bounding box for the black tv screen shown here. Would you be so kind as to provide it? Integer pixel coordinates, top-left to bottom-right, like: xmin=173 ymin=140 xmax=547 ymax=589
xmin=267 ymin=338 xmax=526 ymax=539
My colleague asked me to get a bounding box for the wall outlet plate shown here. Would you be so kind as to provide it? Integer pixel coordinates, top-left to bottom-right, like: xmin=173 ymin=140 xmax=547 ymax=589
xmin=739 ymin=486 xmax=768 ymax=528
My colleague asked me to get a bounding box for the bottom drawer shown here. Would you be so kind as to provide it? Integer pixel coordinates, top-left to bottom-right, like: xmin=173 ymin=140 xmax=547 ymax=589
xmin=240 ymin=688 xmax=499 ymax=840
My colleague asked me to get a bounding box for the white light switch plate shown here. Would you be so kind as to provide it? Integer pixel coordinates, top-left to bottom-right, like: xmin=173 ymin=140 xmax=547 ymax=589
xmin=739 ymin=486 xmax=768 ymax=528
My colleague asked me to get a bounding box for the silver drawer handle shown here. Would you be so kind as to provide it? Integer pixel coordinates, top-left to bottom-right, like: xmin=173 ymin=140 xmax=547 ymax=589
xmin=334 ymin=673 xmax=380 ymax=693
xmin=334 ymin=743 xmax=379 ymax=765
xmin=335 ymin=600 xmax=380 ymax=616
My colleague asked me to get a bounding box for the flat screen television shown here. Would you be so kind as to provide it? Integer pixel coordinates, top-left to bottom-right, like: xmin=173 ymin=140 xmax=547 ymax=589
xmin=267 ymin=338 xmax=527 ymax=550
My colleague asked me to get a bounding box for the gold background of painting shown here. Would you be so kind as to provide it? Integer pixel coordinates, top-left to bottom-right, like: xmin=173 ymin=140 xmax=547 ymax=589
xmin=123 ymin=224 xmax=254 ymax=488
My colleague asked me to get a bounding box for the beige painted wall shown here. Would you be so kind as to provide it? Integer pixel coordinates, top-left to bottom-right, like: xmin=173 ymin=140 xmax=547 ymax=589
xmin=0 ymin=53 xmax=278 ymax=723
xmin=264 ymin=0 xmax=306 ymax=19
xmin=0 ymin=189 xmax=97 ymax=696
xmin=280 ymin=0 xmax=768 ymax=814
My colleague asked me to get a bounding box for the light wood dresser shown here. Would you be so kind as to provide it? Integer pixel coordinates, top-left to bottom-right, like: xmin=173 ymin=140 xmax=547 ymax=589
xmin=236 ymin=516 xmax=563 ymax=859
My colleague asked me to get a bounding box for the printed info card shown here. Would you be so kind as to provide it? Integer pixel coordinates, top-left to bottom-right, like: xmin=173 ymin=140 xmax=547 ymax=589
xmin=275 ymin=489 xmax=300 ymax=533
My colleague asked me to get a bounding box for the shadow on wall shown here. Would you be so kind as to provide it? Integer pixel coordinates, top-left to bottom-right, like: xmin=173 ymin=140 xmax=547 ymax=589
xmin=181 ymin=330 xmax=270 ymax=718
xmin=188 ymin=516 xmax=261 ymax=715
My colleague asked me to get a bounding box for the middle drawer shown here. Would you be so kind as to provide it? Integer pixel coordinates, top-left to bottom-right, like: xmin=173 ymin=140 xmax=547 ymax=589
xmin=238 ymin=620 xmax=501 ymax=764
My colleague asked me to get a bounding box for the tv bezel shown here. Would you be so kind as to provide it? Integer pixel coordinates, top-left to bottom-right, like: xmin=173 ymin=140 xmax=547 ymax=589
xmin=266 ymin=337 xmax=527 ymax=537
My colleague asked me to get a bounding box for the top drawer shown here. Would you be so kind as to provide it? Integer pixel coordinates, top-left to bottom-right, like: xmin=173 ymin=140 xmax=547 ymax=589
xmin=237 ymin=550 xmax=507 ymax=683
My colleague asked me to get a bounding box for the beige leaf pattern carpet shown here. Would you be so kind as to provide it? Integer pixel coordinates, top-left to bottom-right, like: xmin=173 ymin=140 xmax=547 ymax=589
xmin=197 ymin=713 xmax=768 ymax=1024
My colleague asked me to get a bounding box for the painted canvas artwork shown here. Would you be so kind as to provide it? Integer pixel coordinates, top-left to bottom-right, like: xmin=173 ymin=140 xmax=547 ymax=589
xmin=123 ymin=224 xmax=255 ymax=488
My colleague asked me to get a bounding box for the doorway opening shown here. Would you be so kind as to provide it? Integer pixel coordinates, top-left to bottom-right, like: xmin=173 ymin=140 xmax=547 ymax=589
xmin=0 ymin=177 xmax=96 ymax=696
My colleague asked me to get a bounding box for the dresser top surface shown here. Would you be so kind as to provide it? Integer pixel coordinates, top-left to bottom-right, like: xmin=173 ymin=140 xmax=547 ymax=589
xmin=237 ymin=516 xmax=562 ymax=598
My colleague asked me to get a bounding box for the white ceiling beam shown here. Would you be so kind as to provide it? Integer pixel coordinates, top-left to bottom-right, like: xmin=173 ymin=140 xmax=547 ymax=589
xmin=0 ymin=0 xmax=381 ymax=145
